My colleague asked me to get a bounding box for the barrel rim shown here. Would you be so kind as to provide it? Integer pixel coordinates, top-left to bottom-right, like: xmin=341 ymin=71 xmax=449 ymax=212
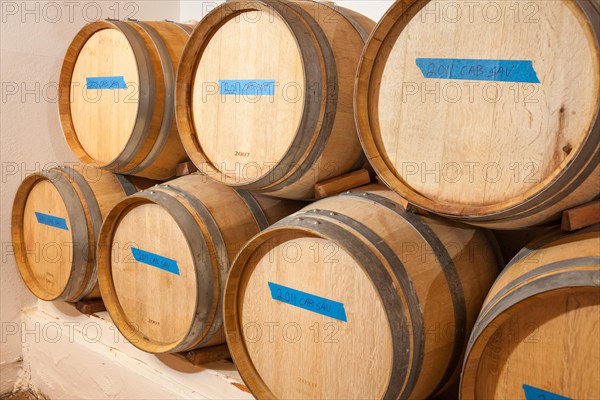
xmin=58 ymin=20 xmax=154 ymax=171
xmin=11 ymin=168 xmax=89 ymax=301
xmin=64 ymin=166 xmax=104 ymax=300
xmin=157 ymin=184 xmax=228 ymax=349
xmin=338 ymin=190 xmax=470 ymax=397
xmin=233 ymin=189 xmax=270 ymax=231
xmin=245 ymin=0 xmax=339 ymax=193
xmin=354 ymin=0 xmax=600 ymax=221
xmin=492 ymin=225 xmax=600 ymax=291
xmin=175 ymin=0 xmax=332 ymax=191
xmin=123 ymin=21 xmax=190 ymax=175
xmin=225 ymin=216 xmax=418 ymax=399
xmin=97 ymin=190 xmax=216 ymax=353
xmin=459 ymin=267 xmax=600 ymax=398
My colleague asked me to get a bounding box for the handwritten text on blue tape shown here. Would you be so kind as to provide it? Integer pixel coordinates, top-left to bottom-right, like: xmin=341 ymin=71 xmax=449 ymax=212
xmin=268 ymin=282 xmax=347 ymax=322
xmin=219 ymin=80 xmax=275 ymax=96
xmin=86 ymin=76 xmax=128 ymax=90
xmin=523 ymin=384 xmax=572 ymax=400
xmin=35 ymin=212 xmax=68 ymax=231
xmin=131 ymin=247 xmax=180 ymax=276
xmin=416 ymin=58 xmax=540 ymax=83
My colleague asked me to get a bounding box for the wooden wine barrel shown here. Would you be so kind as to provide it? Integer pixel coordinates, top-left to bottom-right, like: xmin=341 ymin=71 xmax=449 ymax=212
xmin=176 ymin=0 xmax=375 ymax=200
xmin=356 ymin=0 xmax=600 ymax=229
xmin=59 ymin=20 xmax=194 ymax=180
xmin=97 ymin=175 xmax=302 ymax=353
xmin=224 ymin=184 xmax=501 ymax=399
xmin=11 ymin=165 xmax=153 ymax=302
xmin=461 ymin=226 xmax=600 ymax=399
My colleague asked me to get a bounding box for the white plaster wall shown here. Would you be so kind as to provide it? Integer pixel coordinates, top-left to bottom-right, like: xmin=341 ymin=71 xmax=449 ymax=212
xmin=179 ymin=0 xmax=394 ymax=23
xmin=0 ymin=1 xmax=180 ymax=393
xmin=22 ymin=302 xmax=251 ymax=399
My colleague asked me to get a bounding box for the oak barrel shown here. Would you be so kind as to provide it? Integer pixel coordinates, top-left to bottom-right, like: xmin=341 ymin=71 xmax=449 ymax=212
xmin=176 ymin=0 xmax=375 ymax=200
xmin=224 ymin=184 xmax=501 ymax=399
xmin=461 ymin=226 xmax=600 ymax=399
xmin=11 ymin=165 xmax=153 ymax=302
xmin=355 ymin=0 xmax=600 ymax=229
xmin=97 ymin=175 xmax=302 ymax=353
xmin=59 ymin=20 xmax=193 ymax=180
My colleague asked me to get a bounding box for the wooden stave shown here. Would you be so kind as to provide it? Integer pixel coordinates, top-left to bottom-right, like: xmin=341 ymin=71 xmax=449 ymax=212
xmin=482 ymin=225 xmax=599 ymax=309
xmin=459 ymin=227 xmax=600 ymax=399
xmin=242 ymin=0 xmax=339 ymax=194
xmin=97 ymin=177 xmax=299 ymax=353
xmin=11 ymin=166 xmax=144 ymax=301
xmin=118 ymin=21 xmax=191 ymax=179
xmin=176 ymin=0 xmax=373 ymax=199
xmin=256 ymin=1 xmax=374 ymax=198
xmin=224 ymin=218 xmax=414 ymax=399
xmin=224 ymin=185 xmax=499 ymax=399
xmin=460 ymin=269 xmax=600 ymax=399
xmin=58 ymin=20 xmax=190 ymax=180
xmin=59 ymin=21 xmax=154 ymax=172
xmin=354 ymin=0 xmax=600 ymax=228
xmin=176 ymin=0 xmax=332 ymax=193
xmin=120 ymin=21 xmax=176 ymax=176
xmin=12 ymin=168 xmax=90 ymax=301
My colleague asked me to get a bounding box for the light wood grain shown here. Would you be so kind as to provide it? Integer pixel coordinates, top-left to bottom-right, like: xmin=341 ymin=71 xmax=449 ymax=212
xmin=243 ymin=235 xmax=393 ymax=400
xmin=71 ymin=28 xmax=139 ymax=164
xmin=11 ymin=166 xmax=153 ymax=301
xmin=97 ymin=175 xmax=302 ymax=353
xmin=177 ymin=0 xmax=375 ymax=199
xmin=355 ymin=0 xmax=600 ymax=228
xmin=314 ymin=169 xmax=371 ymax=199
xmin=60 ymin=21 xmax=192 ymax=179
xmin=224 ymin=184 xmax=500 ymax=398
xmin=461 ymin=228 xmax=600 ymax=399
xmin=192 ymin=11 xmax=305 ymax=184
xmin=21 ymin=180 xmax=73 ymax=299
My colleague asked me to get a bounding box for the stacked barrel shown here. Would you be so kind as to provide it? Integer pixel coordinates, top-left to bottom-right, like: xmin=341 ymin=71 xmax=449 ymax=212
xmin=355 ymin=0 xmax=599 ymax=229
xmin=9 ymin=0 xmax=599 ymax=399
xmin=12 ymin=19 xmax=195 ymax=305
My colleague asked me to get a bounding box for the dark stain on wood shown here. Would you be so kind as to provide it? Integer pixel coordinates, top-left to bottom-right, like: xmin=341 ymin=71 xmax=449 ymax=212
xmin=552 ymin=104 xmax=567 ymax=164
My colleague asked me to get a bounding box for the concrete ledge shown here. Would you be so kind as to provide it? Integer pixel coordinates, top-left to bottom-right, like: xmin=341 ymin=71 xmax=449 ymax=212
xmin=20 ymin=301 xmax=253 ymax=399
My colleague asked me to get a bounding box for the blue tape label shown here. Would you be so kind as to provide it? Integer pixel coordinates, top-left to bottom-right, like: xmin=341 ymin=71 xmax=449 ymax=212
xmin=416 ymin=58 xmax=540 ymax=83
xmin=523 ymin=385 xmax=572 ymax=400
xmin=219 ymin=80 xmax=275 ymax=96
xmin=268 ymin=282 xmax=347 ymax=322
xmin=131 ymin=247 xmax=180 ymax=275
xmin=35 ymin=212 xmax=68 ymax=231
xmin=86 ymin=76 xmax=128 ymax=90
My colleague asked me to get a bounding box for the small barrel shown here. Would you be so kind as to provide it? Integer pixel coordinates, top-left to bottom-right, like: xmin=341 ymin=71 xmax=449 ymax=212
xmin=355 ymin=0 xmax=600 ymax=229
xmin=176 ymin=0 xmax=375 ymax=200
xmin=59 ymin=20 xmax=194 ymax=180
xmin=97 ymin=175 xmax=302 ymax=353
xmin=11 ymin=166 xmax=153 ymax=302
xmin=224 ymin=184 xmax=500 ymax=399
xmin=461 ymin=227 xmax=600 ymax=399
